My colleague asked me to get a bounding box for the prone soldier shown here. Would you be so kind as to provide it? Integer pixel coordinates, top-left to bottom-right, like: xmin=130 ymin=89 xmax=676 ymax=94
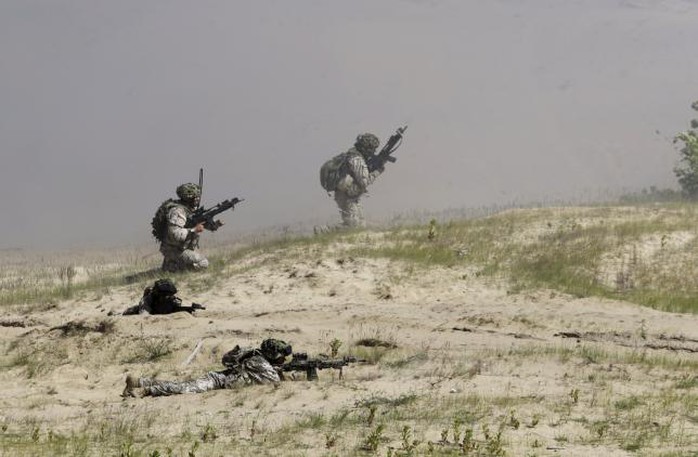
xmin=122 ymin=339 xmax=363 ymax=397
xmin=121 ymin=279 xmax=205 ymax=316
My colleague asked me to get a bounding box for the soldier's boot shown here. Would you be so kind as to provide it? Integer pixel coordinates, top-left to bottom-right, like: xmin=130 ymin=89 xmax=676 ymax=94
xmin=121 ymin=374 xmax=140 ymax=398
xmin=314 ymin=225 xmax=344 ymax=236
xmin=313 ymin=225 xmax=329 ymax=236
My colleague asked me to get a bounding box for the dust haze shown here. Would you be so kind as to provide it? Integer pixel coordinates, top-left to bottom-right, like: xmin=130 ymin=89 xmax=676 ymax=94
xmin=1 ymin=0 xmax=697 ymax=249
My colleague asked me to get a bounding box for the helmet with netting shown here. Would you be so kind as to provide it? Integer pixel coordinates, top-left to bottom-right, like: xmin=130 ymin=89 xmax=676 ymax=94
xmin=260 ymin=338 xmax=293 ymax=364
xmin=355 ymin=133 xmax=379 ymax=154
xmin=152 ymin=278 xmax=177 ymax=296
xmin=176 ymin=183 xmax=201 ymax=201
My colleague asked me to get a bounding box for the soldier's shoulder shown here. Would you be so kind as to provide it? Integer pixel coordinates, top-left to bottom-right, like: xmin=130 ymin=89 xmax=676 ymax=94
xmin=345 ymin=148 xmax=364 ymax=161
xmin=345 ymin=149 xmax=367 ymax=167
xmin=166 ymin=202 xmax=188 ymax=216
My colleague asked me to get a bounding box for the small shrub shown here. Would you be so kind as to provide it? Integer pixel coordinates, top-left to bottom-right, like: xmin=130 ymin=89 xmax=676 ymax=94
xmin=325 ymin=431 xmax=337 ymax=449
xmin=400 ymin=426 xmax=420 ymax=454
xmin=361 ymin=424 xmax=385 ymax=452
xmin=329 ymin=338 xmax=342 ymax=358
xmin=200 ymin=423 xmax=217 ymax=443
xmin=123 ymin=337 xmax=174 ymax=364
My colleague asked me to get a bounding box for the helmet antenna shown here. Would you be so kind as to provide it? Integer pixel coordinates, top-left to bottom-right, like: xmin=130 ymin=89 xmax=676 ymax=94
xmin=198 ymin=168 xmax=204 ymax=209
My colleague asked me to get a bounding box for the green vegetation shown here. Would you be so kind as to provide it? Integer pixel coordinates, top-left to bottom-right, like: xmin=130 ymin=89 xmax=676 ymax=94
xmin=673 ymin=101 xmax=698 ymax=197
xmin=122 ymin=337 xmax=175 ymax=364
xmin=345 ymin=205 xmax=698 ymax=313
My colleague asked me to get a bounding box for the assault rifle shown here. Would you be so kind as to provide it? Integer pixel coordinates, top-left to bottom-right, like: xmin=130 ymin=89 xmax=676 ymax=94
xmin=280 ymin=352 xmax=365 ymax=380
xmin=187 ymin=198 xmax=244 ymax=232
xmin=151 ymin=296 xmax=206 ymax=315
xmin=367 ymin=125 xmax=408 ymax=172
xmin=170 ymin=302 xmax=206 ymax=315
xmin=122 ymin=300 xmax=206 ymax=316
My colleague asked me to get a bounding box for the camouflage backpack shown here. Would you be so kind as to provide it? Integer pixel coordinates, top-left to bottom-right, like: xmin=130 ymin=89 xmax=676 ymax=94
xmin=320 ymin=152 xmax=352 ymax=192
xmin=150 ymin=199 xmax=182 ymax=242
xmin=221 ymin=339 xmax=292 ymax=367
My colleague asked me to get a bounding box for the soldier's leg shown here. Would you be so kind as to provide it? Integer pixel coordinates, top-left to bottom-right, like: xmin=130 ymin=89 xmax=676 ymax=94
xmin=334 ymin=192 xmax=355 ymax=227
xmin=161 ymin=254 xmax=179 ymax=272
xmin=179 ymin=249 xmax=209 ymax=270
xmin=138 ymin=371 xmax=228 ymax=397
xmin=349 ymin=198 xmax=365 ymax=228
xmin=121 ymin=305 xmax=141 ymax=316
xmin=334 ymin=192 xmax=364 ymax=228
xmin=160 ymin=245 xmax=182 ymax=272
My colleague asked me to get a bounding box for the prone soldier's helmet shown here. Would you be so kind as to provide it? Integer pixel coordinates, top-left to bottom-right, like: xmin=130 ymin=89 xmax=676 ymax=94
xmin=152 ymin=278 xmax=177 ymax=297
xmin=141 ymin=278 xmax=181 ymax=314
xmin=355 ymin=133 xmax=380 ymax=155
xmin=176 ymin=183 xmax=201 ymax=207
xmin=260 ymin=338 xmax=293 ymax=365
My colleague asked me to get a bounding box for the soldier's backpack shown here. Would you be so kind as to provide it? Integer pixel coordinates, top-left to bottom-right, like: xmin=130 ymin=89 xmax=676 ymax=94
xmin=150 ymin=199 xmax=181 ymax=242
xmin=320 ymin=152 xmax=351 ymax=192
xmin=221 ymin=345 xmax=257 ymax=367
xmin=221 ymin=339 xmax=292 ymax=367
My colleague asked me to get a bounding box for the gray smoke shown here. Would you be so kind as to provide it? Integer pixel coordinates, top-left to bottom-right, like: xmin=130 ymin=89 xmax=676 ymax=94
xmin=1 ymin=0 xmax=696 ymax=248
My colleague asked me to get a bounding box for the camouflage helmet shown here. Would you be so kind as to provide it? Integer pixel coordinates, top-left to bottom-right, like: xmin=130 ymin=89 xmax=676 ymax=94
xmin=260 ymin=338 xmax=293 ymax=363
xmin=355 ymin=133 xmax=380 ymax=154
xmin=152 ymin=278 xmax=177 ymax=296
xmin=176 ymin=183 xmax=201 ymax=201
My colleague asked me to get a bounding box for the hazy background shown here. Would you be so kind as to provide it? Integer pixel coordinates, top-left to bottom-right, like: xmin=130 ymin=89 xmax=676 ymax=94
xmin=1 ymin=0 xmax=697 ymax=250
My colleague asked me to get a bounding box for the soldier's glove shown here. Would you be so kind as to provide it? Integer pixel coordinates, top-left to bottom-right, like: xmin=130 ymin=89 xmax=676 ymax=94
xmin=204 ymin=219 xmax=224 ymax=231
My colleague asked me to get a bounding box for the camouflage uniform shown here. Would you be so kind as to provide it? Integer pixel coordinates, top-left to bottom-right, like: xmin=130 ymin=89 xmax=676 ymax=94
xmin=123 ymin=340 xmax=291 ymax=397
xmin=132 ymin=354 xmax=279 ymax=397
xmin=333 ymin=134 xmax=383 ymax=228
xmin=160 ymin=184 xmax=209 ymax=272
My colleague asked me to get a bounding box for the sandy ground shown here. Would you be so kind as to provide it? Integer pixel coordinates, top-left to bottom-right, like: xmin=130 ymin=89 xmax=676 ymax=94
xmin=0 ymin=247 xmax=697 ymax=456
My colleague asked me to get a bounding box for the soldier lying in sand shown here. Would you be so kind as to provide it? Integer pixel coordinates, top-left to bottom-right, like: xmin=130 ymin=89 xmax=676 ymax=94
xmin=121 ymin=279 xmax=205 ymax=316
xmin=122 ymin=339 xmax=291 ymax=397
xmin=122 ymin=339 xmax=363 ymax=397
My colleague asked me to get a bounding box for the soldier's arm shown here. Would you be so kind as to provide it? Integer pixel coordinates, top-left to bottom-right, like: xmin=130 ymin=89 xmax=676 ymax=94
xmin=138 ymin=295 xmax=153 ymax=315
xmin=346 ymin=155 xmax=382 ymax=192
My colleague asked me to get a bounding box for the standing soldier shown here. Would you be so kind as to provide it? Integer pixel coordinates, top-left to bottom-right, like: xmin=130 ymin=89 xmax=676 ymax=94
xmin=319 ymin=127 xmax=406 ymax=230
xmin=151 ymin=183 xmax=210 ymax=272
xmin=334 ymin=133 xmax=383 ymax=228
